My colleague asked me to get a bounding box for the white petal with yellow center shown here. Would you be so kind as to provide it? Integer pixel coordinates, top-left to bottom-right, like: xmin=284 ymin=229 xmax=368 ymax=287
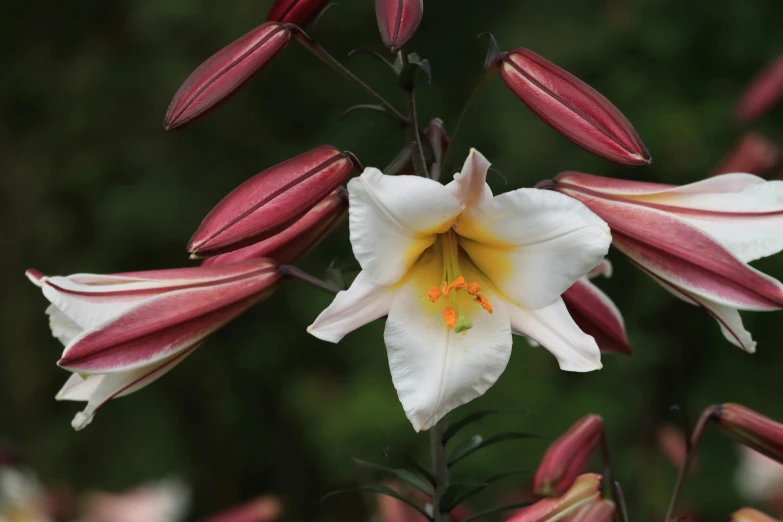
xmin=348 ymin=168 xmax=464 ymax=286
xmin=456 ymin=188 xmax=611 ymax=309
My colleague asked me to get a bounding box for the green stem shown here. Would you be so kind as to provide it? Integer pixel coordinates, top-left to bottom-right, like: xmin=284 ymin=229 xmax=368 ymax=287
xmin=290 ymin=29 xmax=408 ymax=126
xmin=406 ymin=89 xmax=429 ymax=177
xmin=599 ymin=434 xmax=625 ymax=522
xmin=430 ymin=419 xmax=449 ymax=522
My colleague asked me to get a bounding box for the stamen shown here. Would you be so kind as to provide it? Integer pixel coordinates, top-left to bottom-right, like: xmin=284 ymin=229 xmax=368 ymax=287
xmin=428 ymin=286 xmax=442 ymax=303
xmin=450 ymin=276 xmax=467 ymax=293
xmin=467 ymin=282 xmax=481 ymax=296
xmin=475 ymin=294 xmax=493 ymax=314
xmin=443 ymin=306 xmax=457 ymax=327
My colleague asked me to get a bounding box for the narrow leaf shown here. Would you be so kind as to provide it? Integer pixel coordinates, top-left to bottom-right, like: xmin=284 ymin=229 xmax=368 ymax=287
xmin=321 ymin=485 xmax=432 ymax=520
xmin=449 ymin=432 xmax=542 ymax=467
xmin=458 ymin=501 xmax=534 ymax=522
xmin=340 ymin=104 xmax=389 ymax=122
xmin=382 ymin=447 xmax=435 ymax=485
xmin=351 ymin=458 xmax=432 ymax=495
xmin=443 ymin=470 xmax=530 ymax=511
xmin=443 ymin=408 xmax=528 ymax=444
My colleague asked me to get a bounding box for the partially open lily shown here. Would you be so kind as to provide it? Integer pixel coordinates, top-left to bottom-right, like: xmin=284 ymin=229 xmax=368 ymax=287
xmin=308 ymin=149 xmax=611 ymax=431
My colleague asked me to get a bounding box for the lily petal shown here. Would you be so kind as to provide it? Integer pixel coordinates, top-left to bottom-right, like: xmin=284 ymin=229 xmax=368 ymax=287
xmin=456 ymin=188 xmax=611 ymax=309
xmin=67 ymin=344 xmax=199 ymax=430
xmin=46 ymin=304 xmax=84 ymax=346
xmin=383 ymin=249 xmax=512 ymax=431
xmin=446 ymin=148 xmax=493 ymax=208
xmin=562 ymin=276 xmax=630 ymax=355
xmin=56 ymin=373 xmax=103 ymax=401
xmin=505 ymin=297 xmax=602 ymax=372
xmin=348 ymin=168 xmax=464 ymax=286
xmin=307 ymin=270 xmax=399 ymax=343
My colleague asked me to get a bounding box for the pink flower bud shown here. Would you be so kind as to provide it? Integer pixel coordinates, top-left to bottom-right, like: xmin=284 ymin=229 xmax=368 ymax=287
xmin=729 ymin=508 xmax=780 ymax=522
xmin=501 ymin=49 xmax=650 ymax=166
xmin=507 ymin=474 xmax=603 ymax=522
xmin=189 ymin=146 xmax=357 ymax=258
xmin=567 ymin=500 xmax=615 ymax=522
xmin=534 ymin=415 xmax=604 ymax=497
xmin=202 ymin=188 xmax=348 ymax=266
xmin=26 ymin=260 xmax=280 ymax=429
xmin=267 ymin=0 xmax=328 ymax=26
xmin=736 ymin=56 xmax=783 ymax=123
xmin=204 ymin=496 xmax=282 ymax=522
xmin=657 ymin=424 xmax=697 ymax=473
xmin=712 ymin=133 xmax=779 ymax=176
xmin=164 ymin=23 xmax=291 ymax=131
xmin=716 ymin=404 xmax=783 ymax=462
xmin=375 ymin=0 xmax=423 ymax=52
xmin=562 ymin=260 xmax=630 ymax=355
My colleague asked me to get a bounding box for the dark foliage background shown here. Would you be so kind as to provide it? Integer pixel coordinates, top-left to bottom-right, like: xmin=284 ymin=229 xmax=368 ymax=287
xmin=1 ymin=0 xmax=782 ymax=520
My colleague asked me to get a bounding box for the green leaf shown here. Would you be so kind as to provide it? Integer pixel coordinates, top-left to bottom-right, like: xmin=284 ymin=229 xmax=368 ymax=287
xmin=443 ymin=409 xmax=529 ymax=444
xmin=442 ymin=470 xmax=530 ymax=511
xmin=448 ymin=432 xmax=542 ymax=467
xmin=351 ymin=458 xmax=433 ymax=495
xmin=382 ymin=447 xmax=435 ymax=484
xmin=321 ymin=485 xmax=433 ymax=520
xmin=438 ymin=481 xmax=488 ymax=512
xmin=458 ymin=501 xmax=534 ymax=522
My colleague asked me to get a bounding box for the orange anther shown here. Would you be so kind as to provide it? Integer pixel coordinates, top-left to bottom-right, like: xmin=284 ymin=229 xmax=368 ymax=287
xmin=467 ymin=282 xmax=481 ymax=296
xmin=428 ymin=286 xmax=442 ymax=303
xmin=443 ymin=306 xmax=457 ymax=327
xmin=475 ymin=295 xmax=493 ymax=314
xmin=450 ymin=276 xmax=467 ymax=292
xmin=441 ymin=280 xmax=451 ymax=298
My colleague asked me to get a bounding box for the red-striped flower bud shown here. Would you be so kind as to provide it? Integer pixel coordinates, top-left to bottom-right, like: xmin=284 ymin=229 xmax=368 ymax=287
xmin=202 ymin=188 xmax=348 ymax=266
xmin=501 ymin=49 xmax=651 ymax=166
xmin=716 ymin=404 xmax=783 ymax=462
xmin=375 ymin=0 xmax=423 ymax=52
xmin=712 ymin=133 xmax=779 ymax=176
xmin=507 ymin=474 xmax=603 ymax=522
xmin=736 ymin=56 xmax=783 ymax=123
xmin=567 ymin=500 xmax=615 ymax=522
xmin=729 ymin=508 xmax=779 ymax=522
xmin=189 ymin=146 xmax=357 ymax=258
xmin=164 ymin=23 xmax=291 ymax=131
xmin=534 ymin=415 xmax=604 ymax=497
xmin=267 ymin=0 xmax=328 ymax=26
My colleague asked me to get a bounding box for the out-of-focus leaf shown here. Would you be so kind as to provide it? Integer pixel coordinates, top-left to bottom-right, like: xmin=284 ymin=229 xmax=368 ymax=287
xmin=442 ymin=470 xmax=530 ymax=511
xmin=448 ymin=432 xmax=542 ymax=467
xmin=351 ymin=457 xmax=433 ymax=495
xmin=382 ymin=447 xmax=435 ymax=485
xmin=442 ymin=409 xmax=528 ymax=444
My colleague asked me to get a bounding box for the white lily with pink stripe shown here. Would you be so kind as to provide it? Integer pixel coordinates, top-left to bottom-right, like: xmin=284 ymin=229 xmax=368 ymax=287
xmin=26 ymin=259 xmax=280 ymax=430
xmin=552 ymin=171 xmax=783 ymax=353
xmin=308 ymin=149 xmax=612 ymax=431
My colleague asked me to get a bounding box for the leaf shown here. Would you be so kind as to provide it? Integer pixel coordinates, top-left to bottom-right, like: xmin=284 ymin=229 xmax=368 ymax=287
xmin=442 ymin=470 xmax=530 ymax=511
xmin=321 ymin=485 xmax=432 ymax=520
xmin=324 ymin=259 xmax=345 ymax=290
xmin=438 ymin=481 xmax=488 ymax=512
xmin=478 ymin=32 xmax=503 ymax=72
xmin=339 ymin=104 xmax=390 ymax=122
xmin=443 ymin=408 xmax=529 ymax=444
xmin=351 ymin=458 xmax=433 ymax=495
xmin=347 ymin=49 xmax=398 ymax=74
xmin=458 ymin=501 xmax=534 ymax=522
xmin=381 ymin=447 xmax=435 ymax=485
xmin=448 ymin=432 xmax=542 ymax=467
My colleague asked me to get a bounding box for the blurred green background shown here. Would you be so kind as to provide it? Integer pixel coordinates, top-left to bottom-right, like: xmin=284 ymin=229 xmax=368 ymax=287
xmin=2 ymin=0 xmax=782 ymax=520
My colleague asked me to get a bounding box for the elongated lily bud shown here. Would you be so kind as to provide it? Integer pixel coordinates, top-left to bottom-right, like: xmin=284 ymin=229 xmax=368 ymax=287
xmin=736 ymin=56 xmax=783 ymax=123
xmin=552 ymin=171 xmax=783 ymax=354
xmin=267 ymin=0 xmax=328 ymax=26
xmin=501 ymin=49 xmax=651 ymax=166
xmin=534 ymin=415 xmax=604 ymax=497
xmin=164 ymin=23 xmax=291 ymax=131
xmin=202 ymin=188 xmax=348 ymax=266
xmin=562 ymin=260 xmax=630 ymax=355
xmin=189 ymin=146 xmax=357 ymax=258
xmin=507 ymin=474 xmax=602 ymax=522
xmin=729 ymin=508 xmax=779 ymax=522
xmin=203 ymin=496 xmax=282 ymax=522
xmin=715 ymin=404 xmax=783 ymax=462
xmin=568 ymin=500 xmax=615 ymax=522
xmin=26 ymin=260 xmax=281 ymax=429
xmin=375 ymin=0 xmax=423 ymax=52
xmin=712 ymin=133 xmax=779 ymax=176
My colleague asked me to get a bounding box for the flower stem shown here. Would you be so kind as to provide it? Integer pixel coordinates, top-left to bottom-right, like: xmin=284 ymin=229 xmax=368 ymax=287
xmin=398 ymin=53 xmax=429 ymax=178
xmin=280 ymin=265 xmax=342 ymax=295
xmin=430 ymin=419 xmax=450 ymax=522
xmin=599 ymin=434 xmax=626 ymax=522
xmin=290 ymin=28 xmax=408 ymax=126
xmin=663 ymin=407 xmax=718 ymax=522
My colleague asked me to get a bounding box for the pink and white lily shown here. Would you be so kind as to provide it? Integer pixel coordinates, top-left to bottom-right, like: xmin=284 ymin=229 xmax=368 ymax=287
xmin=552 ymin=171 xmax=783 ymax=353
xmin=308 ymin=149 xmax=611 ymax=431
xmin=26 ymin=260 xmax=281 ymax=430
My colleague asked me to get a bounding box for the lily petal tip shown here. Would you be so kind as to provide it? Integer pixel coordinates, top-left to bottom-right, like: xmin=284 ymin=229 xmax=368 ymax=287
xmin=71 ymin=412 xmax=93 ymax=431
xmin=25 ymin=269 xmax=45 ymax=286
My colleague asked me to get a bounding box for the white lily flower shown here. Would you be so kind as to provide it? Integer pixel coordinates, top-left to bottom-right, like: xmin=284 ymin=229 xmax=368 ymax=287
xmin=308 ymin=149 xmax=612 ymax=431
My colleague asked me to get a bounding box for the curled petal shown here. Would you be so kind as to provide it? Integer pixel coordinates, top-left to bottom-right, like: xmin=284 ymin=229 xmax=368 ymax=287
xmin=164 ymin=23 xmax=291 ymax=130
xmin=189 ymin=146 xmax=356 ymax=258
xmin=501 ymin=49 xmax=650 ymax=166
xmin=446 ymin=148 xmax=493 ymax=209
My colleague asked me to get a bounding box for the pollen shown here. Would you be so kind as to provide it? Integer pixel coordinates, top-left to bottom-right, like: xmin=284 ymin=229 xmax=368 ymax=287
xmin=474 ymin=294 xmax=493 ymax=314
xmin=443 ymin=306 xmax=457 ymax=327
xmin=428 ymin=286 xmax=442 ymax=303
